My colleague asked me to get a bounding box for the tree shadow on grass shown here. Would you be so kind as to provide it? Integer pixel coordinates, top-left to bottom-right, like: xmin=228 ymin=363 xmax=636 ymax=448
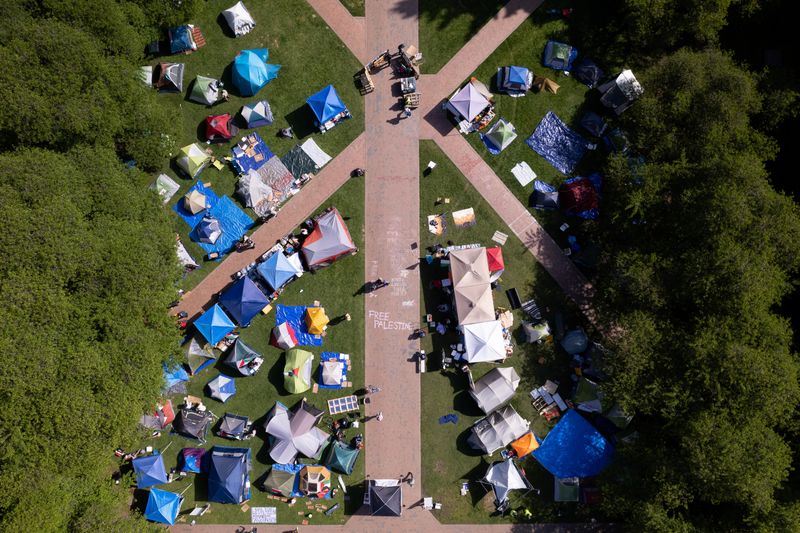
xmin=267 ymin=354 xmax=293 ymax=397
xmin=129 ymin=488 xmax=149 ymax=514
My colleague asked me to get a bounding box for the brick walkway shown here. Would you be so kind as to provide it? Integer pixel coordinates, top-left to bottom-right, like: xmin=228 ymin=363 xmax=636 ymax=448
xmin=307 ymin=0 xmax=369 ymax=65
xmin=173 ymin=134 xmax=365 ymax=321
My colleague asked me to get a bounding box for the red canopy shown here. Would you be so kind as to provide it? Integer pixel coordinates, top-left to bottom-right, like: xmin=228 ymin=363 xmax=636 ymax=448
xmin=205 ymin=113 xmax=238 ymax=142
xmin=486 ymin=247 xmax=505 ymax=272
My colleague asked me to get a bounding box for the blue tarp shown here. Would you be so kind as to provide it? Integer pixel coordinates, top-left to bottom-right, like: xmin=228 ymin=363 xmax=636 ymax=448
xmin=144 ymin=488 xmax=181 ymax=525
xmin=232 ymin=49 xmax=281 ymax=97
xmin=219 ymin=276 xmax=269 ymax=326
xmin=163 ymin=363 xmax=189 ymax=390
xmin=231 ymin=132 xmax=274 ymax=175
xmin=194 ymin=304 xmax=236 ymax=345
xmin=178 ymin=448 xmax=207 ymax=473
xmin=208 ymin=446 xmax=251 ymax=504
xmin=257 ymin=252 xmax=298 ymax=291
xmin=169 ymin=25 xmax=194 ymax=54
xmin=133 ymin=453 xmax=168 ymax=488
xmin=272 ymin=463 xmax=334 ymax=498
xmin=532 ymin=410 xmax=614 ymax=478
xmin=307 ymin=85 xmax=348 ymax=124
xmin=318 ymin=352 xmax=348 ymax=389
xmin=526 ymin=111 xmax=589 ymax=175
xmin=275 ymin=305 xmax=323 ymax=346
xmin=173 ymin=182 xmax=220 ymax=229
xmin=191 ymin=196 xmax=254 ymax=258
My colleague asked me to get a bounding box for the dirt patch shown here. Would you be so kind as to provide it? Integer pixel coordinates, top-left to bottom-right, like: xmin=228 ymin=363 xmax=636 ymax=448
xmin=434 ymin=460 xmax=446 ymax=474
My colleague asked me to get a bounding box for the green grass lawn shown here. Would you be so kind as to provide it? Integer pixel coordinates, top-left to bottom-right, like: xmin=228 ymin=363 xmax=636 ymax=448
xmin=417 ymin=141 xmax=591 ymax=524
xmin=147 ymin=0 xmax=364 ymax=291
xmin=340 ymin=0 xmax=365 ymax=17
xmin=128 ymin=176 xmax=366 ymax=526
xmin=457 ymin=10 xmax=606 ymax=241
xmin=418 ymin=0 xmax=506 ymax=73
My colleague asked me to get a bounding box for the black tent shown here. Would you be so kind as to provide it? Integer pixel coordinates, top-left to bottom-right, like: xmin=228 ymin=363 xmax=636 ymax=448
xmin=530 ymin=190 xmax=559 ymax=210
xmin=579 ymin=111 xmax=607 ymax=137
xmin=368 ymin=480 xmax=402 ymax=516
xmin=173 ymin=407 xmax=212 ymax=443
xmin=218 ymin=413 xmax=251 ymax=440
xmin=573 ymin=58 xmax=604 ymax=88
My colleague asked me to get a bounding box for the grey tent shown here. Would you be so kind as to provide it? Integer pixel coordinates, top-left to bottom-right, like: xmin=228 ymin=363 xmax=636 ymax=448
xmin=321 ymin=360 xmax=344 ymax=386
xmin=468 ymin=405 xmax=530 ymax=455
xmin=598 ymin=70 xmax=643 ymax=115
xmin=184 ymin=336 xmax=216 ymax=374
xmin=263 ymin=400 xmax=330 ymax=463
xmin=301 ymin=208 xmax=357 ymax=271
xmin=222 ymin=1 xmax=256 ymax=37
xmin=470 ymin=367 xmax=520 ymax=414
xmin=262 ymin=467 xmax=296 ymax=496
xmin=531 ymin=189 xmax=559 ymax=210
xmin=224 ymin=338 xmax=263 ymax=376
xmin=155 ymin=62 xmax=184 ymax=92
xmin=236 ymin=170 xmax=273 ymax=217
xmin=482 ymin=459 xmax=533 ymax=508
xmin=218 ymin=412 xmax=250 ymax=439
xmin=450 ymin=248 xmax=495 ymax=326
xmin=367 ymin=480 xmax=402 ymax=516
xmin=173 ymin=407 xmax=213 ymax=443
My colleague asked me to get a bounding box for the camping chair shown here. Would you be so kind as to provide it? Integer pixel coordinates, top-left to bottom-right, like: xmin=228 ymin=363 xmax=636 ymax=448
xmin=521 ymin=299 xmax=543 ymax=323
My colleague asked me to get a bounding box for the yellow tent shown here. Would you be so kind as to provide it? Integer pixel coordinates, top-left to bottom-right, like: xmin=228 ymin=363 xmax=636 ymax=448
xmin=184 ymin=190 xmax=207 ymax=214
xmin=533 ymin=76 xmax=560 ymax=94
xmin=510 ymin=431 xmax=539 ymax=457
xmin=305 ymin=307 xmax=329 ymax=335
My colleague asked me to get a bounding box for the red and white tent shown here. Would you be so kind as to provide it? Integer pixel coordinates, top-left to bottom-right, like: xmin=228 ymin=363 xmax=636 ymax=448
xmin=270 ymin=321 xmax=298 ymax=350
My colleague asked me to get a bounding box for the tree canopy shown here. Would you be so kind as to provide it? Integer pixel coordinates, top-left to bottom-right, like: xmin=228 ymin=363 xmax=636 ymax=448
xmin=595 ymin=48 xmax=800 ymax=531
xmin=0 ymin=0 xmax=189 ymax=529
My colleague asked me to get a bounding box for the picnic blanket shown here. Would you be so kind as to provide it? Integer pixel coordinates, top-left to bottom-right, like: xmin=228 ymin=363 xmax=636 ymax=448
xmin=275 ymin=305 xmax=323 ymax=346
xmin=190 ymin=196 xmax=254 ymax=258
xmin=318 ymin=352 xmax=348 ymax=389
xmin=525 ymin=111 xmax=589 ymax=175
xmin=173 ymin=182 xmax=220 ymax=229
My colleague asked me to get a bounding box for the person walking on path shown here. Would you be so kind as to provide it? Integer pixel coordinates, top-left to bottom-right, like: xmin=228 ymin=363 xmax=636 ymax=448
xmin=377 ymin=411 xmax=384 ymax=422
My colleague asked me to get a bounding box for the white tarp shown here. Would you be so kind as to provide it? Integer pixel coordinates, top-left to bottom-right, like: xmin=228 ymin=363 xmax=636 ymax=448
xmin=237 ymin=169 xmax=274 ymax=217
xmin=511 ymin=162 xmax=536 ymax=188
xmin=300 ymin=138 xmax=332 ymax=168
xmin=176 ymin=239 xmax=199 ymax=269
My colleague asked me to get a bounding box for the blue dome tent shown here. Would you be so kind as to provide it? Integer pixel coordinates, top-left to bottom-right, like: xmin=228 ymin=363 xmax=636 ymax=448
xmin=132 ymin=453 xmax=168 ymax=488
xmin=232 ymin=49 xmax=281 ymax=97
xmin=194 ymin=304 xmax=236 ymax=345
xmin=219 ymin=276 xmax=268 ymax=326
xmin=144 ymin=488 xmax=182 ymax=525
xmin=532 ymin=410 xmax=614 ymax=479
xmin=208 ymin=446 xmax=251 ymax=504
xmin=257 ymin=252 xmax=301 ymax=291
xmin=307 ymin=85 xmax=348 ymax=124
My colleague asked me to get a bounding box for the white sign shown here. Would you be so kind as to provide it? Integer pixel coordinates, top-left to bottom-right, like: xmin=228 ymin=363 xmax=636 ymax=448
xmin=251 ymin=507 xmax=277 ymax=523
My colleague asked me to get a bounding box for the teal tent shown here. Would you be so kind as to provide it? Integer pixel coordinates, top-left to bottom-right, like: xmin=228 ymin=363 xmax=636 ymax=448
xmin=324 ymin=440 xmax=360 ymax=475
xmin=232 ymin=49 xmax=281 ymax=97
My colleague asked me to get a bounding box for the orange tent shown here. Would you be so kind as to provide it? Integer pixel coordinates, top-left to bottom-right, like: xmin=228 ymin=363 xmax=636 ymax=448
xmin=510 ymin=431 xmax=539 ymax=457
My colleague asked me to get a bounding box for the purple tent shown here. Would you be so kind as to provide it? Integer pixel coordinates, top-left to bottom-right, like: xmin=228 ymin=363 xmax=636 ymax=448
xmin=178 ymin=448 xmax=207 ymax=473
xmin=447 ymin=82 xmax=490 ymax=122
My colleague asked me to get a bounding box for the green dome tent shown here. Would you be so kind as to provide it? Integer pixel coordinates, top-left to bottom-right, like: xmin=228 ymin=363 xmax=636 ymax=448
xmin=324 ymin=440 xmax=360 ymax=475
xmin=283 ymin=348 xmax=314 ymax=393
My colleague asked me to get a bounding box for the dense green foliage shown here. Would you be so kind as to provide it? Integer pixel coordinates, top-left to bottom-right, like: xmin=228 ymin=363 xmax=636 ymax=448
xmin=0 ymin=0 xmax=191 ymax=169
xmin=0 ymin=0 xmax=187 ymax=529
xmin=594 ymin=48 xmax=800 ymax=531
